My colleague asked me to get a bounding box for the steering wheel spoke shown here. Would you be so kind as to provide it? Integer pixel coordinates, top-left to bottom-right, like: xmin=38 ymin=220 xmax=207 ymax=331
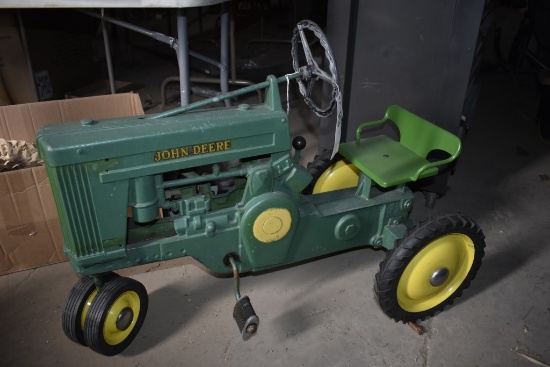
xmin=314 ymin=68 xmax=333 ymax=84
xmin=298 ymin=27 xmax=317 ymax=67
xmin=306 ymin=79 xmax=317 ymax=98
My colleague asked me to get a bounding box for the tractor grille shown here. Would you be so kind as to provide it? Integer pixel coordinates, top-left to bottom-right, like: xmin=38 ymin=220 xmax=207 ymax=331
xmin=49 ymin=164 xmax=103 ymax=257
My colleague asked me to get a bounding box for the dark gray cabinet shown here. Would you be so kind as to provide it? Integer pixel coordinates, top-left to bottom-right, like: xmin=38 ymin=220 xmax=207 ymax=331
xmin=321 ymin=0 xmax=487 ymax=197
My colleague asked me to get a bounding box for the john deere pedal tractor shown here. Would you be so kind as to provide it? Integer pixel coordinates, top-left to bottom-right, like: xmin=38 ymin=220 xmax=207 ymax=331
xmin=37 ymin=21 xmax=485 ymax=356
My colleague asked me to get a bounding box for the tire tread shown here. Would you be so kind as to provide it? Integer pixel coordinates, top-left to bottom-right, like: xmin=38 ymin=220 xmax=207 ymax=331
xmin=84 ymin=277 xmax=148 ymax=356
xmin=374 ymin=213 xmax=485 ymax=322
xmin=62 ymin=276 xmax=96 ymax=345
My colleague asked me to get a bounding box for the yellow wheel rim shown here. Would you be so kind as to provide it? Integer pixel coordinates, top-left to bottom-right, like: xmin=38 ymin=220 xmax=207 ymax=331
xmin=103 ymin=291 xmax=141 ymax=345
xmin=313 ymin=160 xmax=359 ymax=194
xmin=81 ymin=289 xmax=98 ymax=330
xmin=397 ymin=234 xmax=475 ymax=313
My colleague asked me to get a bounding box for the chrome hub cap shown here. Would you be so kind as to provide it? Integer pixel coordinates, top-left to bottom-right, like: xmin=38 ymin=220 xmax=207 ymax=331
xmin=116 ymin=307 xmax=134 ymax=331
xmin=430 ymin=267 xmax=450 ymax=287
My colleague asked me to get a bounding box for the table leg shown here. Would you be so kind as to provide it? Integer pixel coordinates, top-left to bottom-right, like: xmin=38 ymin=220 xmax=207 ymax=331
xmin=220 ymin=2 xmax=230 ymax=107
xmin=101 ymin=17 xmax=116 ymax=95
xmin=177 ymin=9 xmax=191 ymax=106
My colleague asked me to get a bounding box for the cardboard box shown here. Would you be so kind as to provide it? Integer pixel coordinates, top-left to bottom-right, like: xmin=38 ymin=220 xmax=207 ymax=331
xmin=0 ymin=93 xmax=144 ymax=275
xmin=0 ymin=9 xmax=96 ymax=104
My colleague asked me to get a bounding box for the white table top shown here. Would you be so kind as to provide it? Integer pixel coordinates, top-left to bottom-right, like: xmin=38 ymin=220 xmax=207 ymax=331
xmin=0 ymin=0 xmax=228 ymax=8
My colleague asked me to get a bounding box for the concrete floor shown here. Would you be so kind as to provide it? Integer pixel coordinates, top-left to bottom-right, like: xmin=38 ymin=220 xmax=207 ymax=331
xmin=2 ymin=17 xmax=550 ymax=366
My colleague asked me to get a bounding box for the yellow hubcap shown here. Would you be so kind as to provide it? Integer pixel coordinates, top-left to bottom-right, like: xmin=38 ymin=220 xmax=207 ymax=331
xmin=81 ymin=289 xmax=98 ymax=330
xmin=103 ymin=291 xmax=141 ymax=345
xmin=313 ymin=160 xmax=359 ymax=194
xmin=253 ymin=208 xmax=292 ymax=243
xmin=397 ymin=233 xmax=475 ymax=313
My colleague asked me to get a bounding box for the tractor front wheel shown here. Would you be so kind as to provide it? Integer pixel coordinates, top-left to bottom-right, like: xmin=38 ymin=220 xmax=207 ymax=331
xmin=374 ymin=214 xmax=485 ymax=322
xmin=62 ymin=276 xmax=97 ymax=345
xmin=83 ymin=277 xmax=148 ymax=356
xmin=62 ymin=272 xmax=120 ymax=345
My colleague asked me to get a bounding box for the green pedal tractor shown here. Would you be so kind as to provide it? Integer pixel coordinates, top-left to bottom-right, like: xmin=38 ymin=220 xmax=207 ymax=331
xmin=37 ymin=21 xmax=485 ymax=356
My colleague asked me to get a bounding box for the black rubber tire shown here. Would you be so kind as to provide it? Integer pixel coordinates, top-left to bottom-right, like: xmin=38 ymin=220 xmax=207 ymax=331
xmin=374 ymin=214 xmax=485 ymax=322
xmin=83 ymin=277 xmax=148 ymax=356
xmin=62 ymin=273 xmax=120 ymax=346
xmin=62 ymin=277 xmax=96 ymax=345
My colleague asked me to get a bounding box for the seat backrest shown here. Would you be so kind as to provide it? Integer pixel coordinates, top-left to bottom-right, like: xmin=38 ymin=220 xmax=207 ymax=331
xmin=385 ymin=105 xmax=461 ymax=160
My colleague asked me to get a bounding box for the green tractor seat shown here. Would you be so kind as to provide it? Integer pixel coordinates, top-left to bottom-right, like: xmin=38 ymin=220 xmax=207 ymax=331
xmin=339 ymin=105 xmax=461 ymax=188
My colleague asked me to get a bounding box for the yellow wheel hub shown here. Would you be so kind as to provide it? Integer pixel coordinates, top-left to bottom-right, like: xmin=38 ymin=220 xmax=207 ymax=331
xmin=103 ymin=291 xmax=141 ymax=345
xmin=81 ymin=289 xmax=98 ymax=330
xmin=253 ymin=208 xmax=292 ymax=243
xmin=313 ymin=160 xmax=359 ymax=194
xmin=397 ymin=233 xmax=475 ymax=313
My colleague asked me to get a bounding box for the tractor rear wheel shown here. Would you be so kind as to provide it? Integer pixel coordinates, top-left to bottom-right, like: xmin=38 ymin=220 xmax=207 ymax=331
xmin=374 ymin=214 xmax=485 ymax=322
xmin=305 ymin=150 xmax=359 ymax=194
xmin=83 ymin=276 xmax=148 ymax=356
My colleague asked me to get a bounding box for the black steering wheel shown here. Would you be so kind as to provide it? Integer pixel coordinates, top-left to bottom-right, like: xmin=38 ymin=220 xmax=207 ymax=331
xmin=291 ymin=20 xmax=339 ymax=117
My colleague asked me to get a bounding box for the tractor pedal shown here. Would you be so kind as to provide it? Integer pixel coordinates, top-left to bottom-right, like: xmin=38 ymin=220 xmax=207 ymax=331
xmin=233 ymin=296 xmax=259 ymax=340
xmin=226 ymin=255 xmax=260 ymax=340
